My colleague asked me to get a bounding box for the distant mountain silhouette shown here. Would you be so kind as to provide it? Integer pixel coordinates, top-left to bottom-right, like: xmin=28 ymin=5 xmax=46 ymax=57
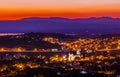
xmin=0 ymin=17 xmax=120 ymax=34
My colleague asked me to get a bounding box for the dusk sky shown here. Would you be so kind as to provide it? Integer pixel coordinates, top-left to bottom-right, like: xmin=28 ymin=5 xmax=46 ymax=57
xmin=0 ymin=0 xmax=120 ymax=20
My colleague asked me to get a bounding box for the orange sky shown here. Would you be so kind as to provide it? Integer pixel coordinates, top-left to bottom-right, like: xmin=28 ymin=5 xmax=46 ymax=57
xmin=0 ymin=0 xmax=120 ymax=20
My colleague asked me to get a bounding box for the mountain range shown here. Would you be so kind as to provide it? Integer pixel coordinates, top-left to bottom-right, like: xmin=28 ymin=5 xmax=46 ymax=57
xmin=0 ymin=17 xmax=120 ymax=34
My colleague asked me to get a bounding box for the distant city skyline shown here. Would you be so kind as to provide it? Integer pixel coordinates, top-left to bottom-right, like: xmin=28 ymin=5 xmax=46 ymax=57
xmin=0 ymin=0 xmax=120 ymax=20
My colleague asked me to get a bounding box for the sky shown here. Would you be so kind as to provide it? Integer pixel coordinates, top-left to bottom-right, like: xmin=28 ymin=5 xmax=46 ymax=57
xmin=0 ymin=0 xmax=120 ymax=20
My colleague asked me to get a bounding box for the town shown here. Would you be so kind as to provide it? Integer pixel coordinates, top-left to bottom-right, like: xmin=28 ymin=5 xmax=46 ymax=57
xmin=0 ymin=33 xmax=120 ymax=77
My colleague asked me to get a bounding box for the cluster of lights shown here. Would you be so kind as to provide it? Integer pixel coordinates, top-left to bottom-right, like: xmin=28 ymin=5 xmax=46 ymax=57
xmin=64 ymin=37 xmax=120 ymax=51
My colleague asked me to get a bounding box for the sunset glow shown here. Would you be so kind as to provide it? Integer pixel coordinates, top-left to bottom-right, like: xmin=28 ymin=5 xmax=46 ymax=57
xmin=0 ymin=0 xmax=120 ymax=20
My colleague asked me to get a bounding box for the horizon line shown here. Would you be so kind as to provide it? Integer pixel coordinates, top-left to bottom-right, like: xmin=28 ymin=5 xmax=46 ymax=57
xmin=0 ymin=16 xmax=120 ymax=21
